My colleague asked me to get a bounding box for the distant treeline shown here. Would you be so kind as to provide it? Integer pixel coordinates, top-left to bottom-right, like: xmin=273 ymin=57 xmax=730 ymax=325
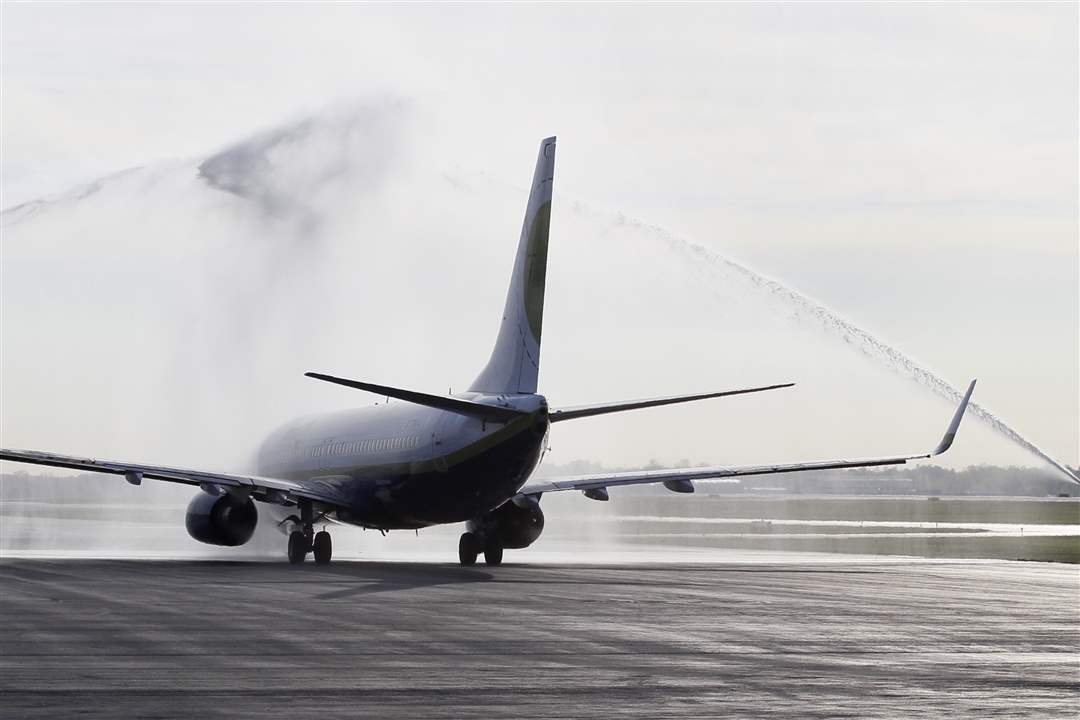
xmin=537 ymin=460 xmax=1079 ymax=497
xmin=2 ymin=462 xmax=1078 ymax=502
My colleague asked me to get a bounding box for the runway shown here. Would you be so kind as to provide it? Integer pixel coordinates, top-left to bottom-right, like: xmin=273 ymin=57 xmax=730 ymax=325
xmin=1 ymin=558 xmax=1077 ymax=718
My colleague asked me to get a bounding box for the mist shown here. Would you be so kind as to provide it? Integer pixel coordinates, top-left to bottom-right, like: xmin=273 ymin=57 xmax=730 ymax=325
xmin=1 ymin=101 xmax=1075 ymax=557
xmin=2 ymin=3 xmax=1076 ymax=558
xmin=3 ymin=99 xmax=1072 ymax=466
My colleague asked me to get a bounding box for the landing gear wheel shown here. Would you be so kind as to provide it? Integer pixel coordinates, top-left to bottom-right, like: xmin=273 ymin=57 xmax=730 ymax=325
xmin=313 ymin=531 xmax=332 ymax=565
xmin=483 ymin=541 xmax=503 ymax=567
xmin=287 ymin=530 xmax=308 ymax=564
xmin=458 ymin=532 xmax=479 ymax=566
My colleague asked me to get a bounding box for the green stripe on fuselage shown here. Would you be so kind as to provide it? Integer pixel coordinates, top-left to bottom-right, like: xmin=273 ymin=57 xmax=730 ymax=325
xmin=297 ymin=410 xmax=544 ymax=481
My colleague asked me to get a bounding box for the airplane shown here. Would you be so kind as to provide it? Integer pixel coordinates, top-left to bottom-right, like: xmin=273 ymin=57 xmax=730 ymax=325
xmin=0 ymin=136 xmax=978 ymax=566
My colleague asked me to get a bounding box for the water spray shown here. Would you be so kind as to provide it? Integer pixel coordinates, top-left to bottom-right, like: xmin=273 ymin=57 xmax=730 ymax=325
xmin=570 ymin=203 xmax=1079 ymax=485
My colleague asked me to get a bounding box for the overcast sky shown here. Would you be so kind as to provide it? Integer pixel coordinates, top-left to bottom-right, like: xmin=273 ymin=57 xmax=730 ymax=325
xmin=1 ymin=3 xmax=1076 ymax=475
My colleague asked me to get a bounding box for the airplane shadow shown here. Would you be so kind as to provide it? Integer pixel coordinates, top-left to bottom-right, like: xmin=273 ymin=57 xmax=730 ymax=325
xmin=0 ymin=557 xmax=894 ymax=602
xmin=0 ymin=557 xmax=498 ymax=600
xmin=306 ymin=561 xmax=497 ymax=599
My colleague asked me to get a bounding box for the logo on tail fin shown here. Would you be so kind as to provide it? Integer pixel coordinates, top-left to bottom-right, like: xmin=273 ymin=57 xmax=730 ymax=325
xmin=523 ymin=201 xmax=551 ymax=343
xmin=469 ymin=137 xmax=555 ymax=395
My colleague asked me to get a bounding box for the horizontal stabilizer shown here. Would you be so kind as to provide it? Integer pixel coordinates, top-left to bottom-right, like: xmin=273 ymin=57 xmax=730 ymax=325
xmin=304 ymin=372 xmax=527 ymax=422
xmin=548 ymin=383 xmax=795 ymax=423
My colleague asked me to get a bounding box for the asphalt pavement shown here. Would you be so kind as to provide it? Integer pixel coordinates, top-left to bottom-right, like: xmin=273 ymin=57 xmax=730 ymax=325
xmin=0 ymin=558 xmax=1076 ymax=718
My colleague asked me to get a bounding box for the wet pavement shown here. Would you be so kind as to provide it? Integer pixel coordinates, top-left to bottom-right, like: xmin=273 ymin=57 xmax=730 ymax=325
xmin=0 ymin=558 xmax=1077 ymax=718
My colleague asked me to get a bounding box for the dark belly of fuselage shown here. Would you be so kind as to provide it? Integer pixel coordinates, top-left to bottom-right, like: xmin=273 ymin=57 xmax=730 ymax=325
xmin=284 ymin=420 xmax=547 ymax=530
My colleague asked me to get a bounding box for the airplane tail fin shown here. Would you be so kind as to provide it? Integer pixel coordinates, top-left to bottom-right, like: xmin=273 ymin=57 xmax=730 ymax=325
xmin=469 ymin=136 xmax=555 ymax=394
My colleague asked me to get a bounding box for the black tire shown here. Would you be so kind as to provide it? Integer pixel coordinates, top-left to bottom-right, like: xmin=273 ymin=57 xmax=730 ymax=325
xmin=287 ymin=530 xmax=308 ymax=564
xmin=458 ymin=533 xmax=479 ymax=566
xmin=484 ymin=541 xmax=503 ymax=567
xmin=313 ymin=531 xmax=332 ymax=565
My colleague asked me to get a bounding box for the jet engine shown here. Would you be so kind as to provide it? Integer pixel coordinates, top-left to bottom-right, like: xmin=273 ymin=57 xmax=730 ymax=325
xmin=185 ymin=491 xmax=258 ymax=546
xmin=469 ymin=496 xmax=545 ymax=549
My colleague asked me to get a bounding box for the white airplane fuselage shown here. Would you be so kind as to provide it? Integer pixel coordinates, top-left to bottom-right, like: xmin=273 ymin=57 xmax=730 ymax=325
xmin=254 ymin=393 xmax=550 ymax=530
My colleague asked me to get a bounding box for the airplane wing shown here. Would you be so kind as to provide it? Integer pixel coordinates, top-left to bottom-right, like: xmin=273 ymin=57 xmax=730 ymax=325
xmin=517 ymin=379 xmax=977 ymax=499
xmin=0 ymin=448 xmax=351 ymax=508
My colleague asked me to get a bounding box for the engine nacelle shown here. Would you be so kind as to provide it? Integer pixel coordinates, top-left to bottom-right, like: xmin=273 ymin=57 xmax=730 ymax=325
xmin=185 ymin=491 xmax=258 ymax=546
xmin=469 ymin=497 xmax=545 ymax=549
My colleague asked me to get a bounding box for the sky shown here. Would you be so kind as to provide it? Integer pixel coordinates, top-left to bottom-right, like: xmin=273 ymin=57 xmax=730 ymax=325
xmin=1 ymin=3 xmax=1077 ymax=479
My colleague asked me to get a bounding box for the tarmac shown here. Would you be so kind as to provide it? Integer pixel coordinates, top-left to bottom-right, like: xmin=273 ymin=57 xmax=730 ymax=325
xmin=1 ymin=557 xmax=1077 ymax=718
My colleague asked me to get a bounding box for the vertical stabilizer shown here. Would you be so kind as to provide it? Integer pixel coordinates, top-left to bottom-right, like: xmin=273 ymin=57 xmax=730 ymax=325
xmin=470 ymin=137 xmax=555 ymax=394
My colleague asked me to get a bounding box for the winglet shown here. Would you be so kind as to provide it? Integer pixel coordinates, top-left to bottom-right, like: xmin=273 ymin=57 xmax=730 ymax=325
xmin=931 ymin=379 xmax=976 ymax=456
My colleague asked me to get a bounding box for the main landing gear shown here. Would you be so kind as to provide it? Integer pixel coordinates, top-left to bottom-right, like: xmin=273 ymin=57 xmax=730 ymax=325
xmin=458 ymin=532 xmax=502 ymax=567
xmin=287 ymin=500 xmax=333 ymax=565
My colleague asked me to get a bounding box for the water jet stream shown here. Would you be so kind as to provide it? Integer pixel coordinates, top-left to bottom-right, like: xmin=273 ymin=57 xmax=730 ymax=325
xmin=572 ymin=202 xmax=1078 ymax=484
